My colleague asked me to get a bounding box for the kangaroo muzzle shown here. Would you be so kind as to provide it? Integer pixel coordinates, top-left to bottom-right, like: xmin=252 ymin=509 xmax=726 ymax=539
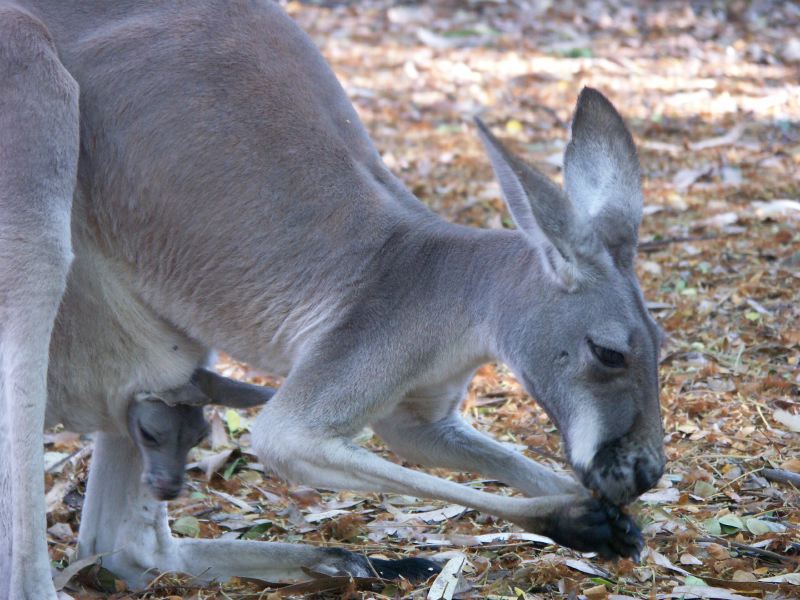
xmin=577 ymin=434 xmax=665 ymax=506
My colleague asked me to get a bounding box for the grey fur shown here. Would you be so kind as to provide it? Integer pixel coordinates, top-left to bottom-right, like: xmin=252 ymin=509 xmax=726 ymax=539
xmin=0 ymin=1 xmax=664 ymax=598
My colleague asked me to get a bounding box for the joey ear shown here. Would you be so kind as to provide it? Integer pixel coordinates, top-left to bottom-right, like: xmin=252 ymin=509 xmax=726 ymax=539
xmin=191 ymin=368 xmax=275 ymax=409
xmin=212 ymin=384 xmax=275 ymax=408
xmin=475 ymin=117 xmax=575 ymax=260
xmin=134 ymin=386 xmax=212 ymax=408
xmin=564 ymin=88 xmax=643 ymax=250
xmin=215 ymin=393 xmax=273 ymax=409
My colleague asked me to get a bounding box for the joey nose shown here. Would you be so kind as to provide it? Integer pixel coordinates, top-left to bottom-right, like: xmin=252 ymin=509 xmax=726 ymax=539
xmin=154 ymin=484 xmax=182 ymax=500
xmin=148 ymin=474 xmax=184 ymax=500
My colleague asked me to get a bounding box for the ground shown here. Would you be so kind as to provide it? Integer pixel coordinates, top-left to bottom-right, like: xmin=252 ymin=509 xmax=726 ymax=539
xmin=46 ymin=1 xmax=799 ymax=598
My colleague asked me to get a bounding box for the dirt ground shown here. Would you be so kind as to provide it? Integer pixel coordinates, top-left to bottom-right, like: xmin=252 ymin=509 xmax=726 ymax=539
xmin=48 ymin=1 xmax=799 ymax=598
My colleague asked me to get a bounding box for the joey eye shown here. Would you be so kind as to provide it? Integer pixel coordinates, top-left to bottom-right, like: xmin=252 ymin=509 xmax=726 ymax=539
xmin=588 ymin=338 xmax=626 ymax=369
xmin=139 ymin=426 xmax=158 ymax=445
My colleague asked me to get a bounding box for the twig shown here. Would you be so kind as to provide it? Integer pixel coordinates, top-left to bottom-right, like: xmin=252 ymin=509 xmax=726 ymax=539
xmin=700 ymin=575 xmax=794 ymax=593
xmin=695 ymin=536 xmax=799 ymax=565
xmin=46 ymin=445 xmax=93 ymax=474
xmin=638 ymin=234 xmax=723 ymax=252
xmin=192 ymin=504 xmax=223 ymax=519
xmin=712 ymin=466 xmax=763 ymax=496
xmin=137 ymin=582 xmax=210 ymax=595
xmin=762 ymin=468 xmax=800 ymax=488
xmin=755 ymin=403 xmax=772 ymax=431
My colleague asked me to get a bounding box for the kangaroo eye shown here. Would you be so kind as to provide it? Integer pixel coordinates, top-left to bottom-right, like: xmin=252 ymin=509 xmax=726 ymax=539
xmin=588 ymin=339 xmax=626 ymax=369
xmin=139 ymin=426 xmax=159 ymax=445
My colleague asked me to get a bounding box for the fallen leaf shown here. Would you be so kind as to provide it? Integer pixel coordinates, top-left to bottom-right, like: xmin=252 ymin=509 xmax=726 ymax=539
xmin=718 ymin=514 xmax=744 ymax=530
xmin=693 ymin=480 xmax=717 ymax=499
xmin=584 ymin=583 xmax=609 ymax=599
xmin=760 ymin=573 xmax=800 ymax=584
xmin=689 ymin=123 xmax=746 ymax=151
xmin=172 ymin=515 xmax=201 ymax=538
xmin=505 ymin=119 xmax=523 ymax=134
xmin=208 ymin=489 xmax=256 ymax=513
xmin=773 ymin=409 xmax=800 ymax=432
xmin=744 ymin=518 xmax=772 ymax=535
xmin=188 ymin=448 xmax=235 ymax=480
xmin=208 ymin=410 xmax=230 ymax=449
xmin=641 ymin=488 xmax=681 ymax=504
xmin=670 ymin=585 xmax=758 ymax=599
xmin=225 ymin=409 xmax=241 ymax=434
xmin=780 ymin=458 xmax=800 ymax=472
xmin=44 ymin=451 xmax=71 ymax=473
xmin=751 ymin=199 xmax=800 ymax=220
xmin=680 ymin=553 xmax=703 ymax=565
xmin=564 ymin=558 xmax=612 ymax=578
xmin=53 ymin=554 xmax=105 ymax=591
xmin=427 ymin=554 xmax=466 ymax=600
xmin=721 ymin=166 xmax=742 ymax=186
xmin=392 ymin=504 xmax=467 ymax=524
xmin=48 ymin=522 xmax=74 ymax=542
xmin=673 ymin=165 xmax=712 ymax=190
xmin=650 ymin=549 xmax=691 ymax=576
xmin=304 ymin=509 xmax=350 ymax=523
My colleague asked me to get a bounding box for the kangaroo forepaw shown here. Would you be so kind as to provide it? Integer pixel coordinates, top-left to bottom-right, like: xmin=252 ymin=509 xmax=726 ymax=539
xmin=541 ymin=498 xmax=644 ymax=561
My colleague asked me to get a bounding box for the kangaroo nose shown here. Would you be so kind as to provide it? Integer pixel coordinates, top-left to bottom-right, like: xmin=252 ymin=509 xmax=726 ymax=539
xmin=634 ymin=456 xmax=663 ymax=496
xmin=578 ymin=442 xmax=665 ymax=506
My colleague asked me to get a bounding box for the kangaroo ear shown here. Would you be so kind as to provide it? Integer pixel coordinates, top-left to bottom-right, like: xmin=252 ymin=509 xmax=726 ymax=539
xmin=475 ymin=118 xmax=576 ymax=257
xmin=564 ymin=88 xmax=643 ymax=256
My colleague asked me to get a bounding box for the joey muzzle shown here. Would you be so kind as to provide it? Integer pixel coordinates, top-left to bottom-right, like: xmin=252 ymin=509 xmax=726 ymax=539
xmin=144 ymin=471 xmax=185 ymax=501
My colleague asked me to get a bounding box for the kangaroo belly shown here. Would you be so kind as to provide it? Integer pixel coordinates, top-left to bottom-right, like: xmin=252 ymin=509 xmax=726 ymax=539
xmin=46 ymin=220 xmax=207 ymax=434
xmin=29 ymin=0 xmax=402 ymax=378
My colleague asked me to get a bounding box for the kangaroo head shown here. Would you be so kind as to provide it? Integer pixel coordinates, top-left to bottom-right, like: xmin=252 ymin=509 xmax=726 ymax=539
xmin=478 ymin=87 xmax=665 ymax=506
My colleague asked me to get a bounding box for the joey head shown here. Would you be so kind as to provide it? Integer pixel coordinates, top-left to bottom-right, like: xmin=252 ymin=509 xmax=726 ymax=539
xmin=128 ymin=368 xmax=276 ymax=500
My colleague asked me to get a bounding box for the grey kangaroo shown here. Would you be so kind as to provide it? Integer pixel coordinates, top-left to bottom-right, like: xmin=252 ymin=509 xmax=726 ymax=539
xmin=0 ymin=1 xmax=665 ymax=598
xmin=130 ymin=368 xmax=276 ymax=501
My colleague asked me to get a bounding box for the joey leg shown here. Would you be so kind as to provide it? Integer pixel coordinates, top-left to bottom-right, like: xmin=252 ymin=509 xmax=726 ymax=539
xmin=80 ymin=433 xmax=437 ymax=588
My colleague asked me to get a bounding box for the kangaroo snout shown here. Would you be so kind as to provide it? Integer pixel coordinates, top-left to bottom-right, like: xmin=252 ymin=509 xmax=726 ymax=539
xmin=578 ymin=438 xmax=665 ymax=506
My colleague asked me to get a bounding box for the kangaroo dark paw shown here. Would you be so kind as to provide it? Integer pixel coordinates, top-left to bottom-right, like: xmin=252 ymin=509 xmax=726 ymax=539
xmin=369 ymin=557 xmax=441 ymax=582
xmin=542 ymin=498 xmax=644 ymax=560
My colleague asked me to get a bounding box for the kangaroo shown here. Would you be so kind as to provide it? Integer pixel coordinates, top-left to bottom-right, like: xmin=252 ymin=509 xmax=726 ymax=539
xmin=129 ymin=367 xmax=276 ymax=501
xmin=0 ymin=1 xmax=664 ymax=597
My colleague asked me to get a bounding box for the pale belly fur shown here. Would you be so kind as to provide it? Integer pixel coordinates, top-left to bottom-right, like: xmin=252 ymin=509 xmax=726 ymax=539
xmin=45 ymin=222 xmax=208 ymax=434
